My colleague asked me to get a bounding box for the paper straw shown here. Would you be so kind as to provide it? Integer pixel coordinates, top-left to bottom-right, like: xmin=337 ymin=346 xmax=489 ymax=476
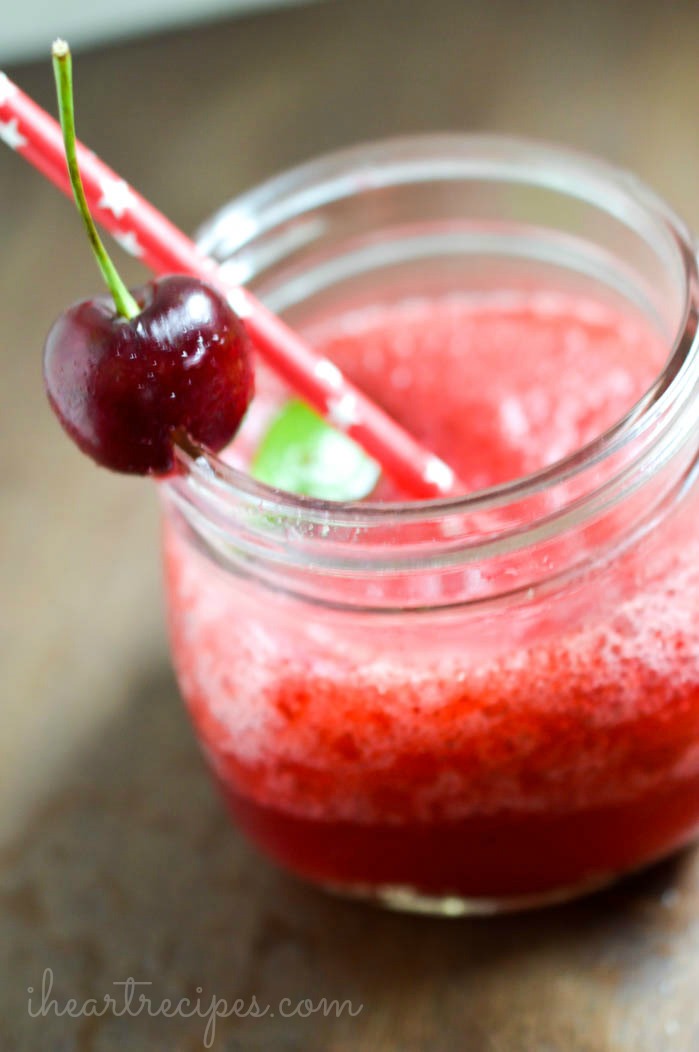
xmin=0 ymin=69 xmax=458 ymax=499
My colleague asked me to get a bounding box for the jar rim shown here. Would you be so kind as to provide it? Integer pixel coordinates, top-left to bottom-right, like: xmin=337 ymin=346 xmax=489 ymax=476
xmin=170 ymin=133 xmax=699 ymax=536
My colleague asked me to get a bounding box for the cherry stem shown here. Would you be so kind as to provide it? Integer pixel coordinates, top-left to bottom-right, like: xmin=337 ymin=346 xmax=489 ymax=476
xmin=51 ymin=40 xmax=140 ymax=320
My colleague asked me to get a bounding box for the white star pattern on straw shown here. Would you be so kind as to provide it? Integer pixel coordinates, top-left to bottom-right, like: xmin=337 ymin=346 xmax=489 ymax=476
xmin=0 ymin=117 xmax=27 ymax=150
xmin=0 ymin=73 xmax=17 ymax=107
xmin=424 ymin=456 xmax=455 ymax=491
xmin=225 ymin=286 xmax=253 ymax=319
xmin=313 ymin=358 xmax=343 ymax=391
xmin=328 ymin=392 xmax=360 ymax=430
xmin=113 ymin=230 xmax=143 ymax=257
xmin=97 ymin=174 xmax=134 ymax=219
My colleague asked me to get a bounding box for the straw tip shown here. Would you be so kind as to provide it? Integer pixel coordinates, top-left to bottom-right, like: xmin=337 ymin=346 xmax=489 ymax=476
xmin=52 ymin=38 xmax=70 ymax=59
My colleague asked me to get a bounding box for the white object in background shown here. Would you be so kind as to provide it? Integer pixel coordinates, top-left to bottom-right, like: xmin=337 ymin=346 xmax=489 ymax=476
xmin=1 ymin=0 xmax=315 ymax=64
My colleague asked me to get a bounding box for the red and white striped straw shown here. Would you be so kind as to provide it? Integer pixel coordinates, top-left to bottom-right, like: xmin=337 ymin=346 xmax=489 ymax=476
xmin=0 ymin=69 xmax=459 ymax=500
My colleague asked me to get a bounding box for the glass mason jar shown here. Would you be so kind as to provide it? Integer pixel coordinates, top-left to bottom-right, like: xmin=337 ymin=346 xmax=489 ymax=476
xmin=161 ymin=136 xmax=699 ymax=915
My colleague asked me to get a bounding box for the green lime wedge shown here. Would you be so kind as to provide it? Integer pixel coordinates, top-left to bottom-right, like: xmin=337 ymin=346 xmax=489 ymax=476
xmin=251 ymin=399 xmax=381 ymax=501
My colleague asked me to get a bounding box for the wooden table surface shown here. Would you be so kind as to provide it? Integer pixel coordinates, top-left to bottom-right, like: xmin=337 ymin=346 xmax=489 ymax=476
xmin=3 ymin=2 xmax=699 ymax=1049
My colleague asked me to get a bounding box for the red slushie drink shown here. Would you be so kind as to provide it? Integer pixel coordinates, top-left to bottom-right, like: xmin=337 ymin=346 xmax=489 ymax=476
xmin=162 ymin=138 xmax=699 ymax=913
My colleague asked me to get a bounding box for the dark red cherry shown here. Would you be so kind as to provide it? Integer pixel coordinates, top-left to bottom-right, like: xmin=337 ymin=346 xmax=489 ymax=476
xmin=43 ymin=275 xmax=254 ymax=475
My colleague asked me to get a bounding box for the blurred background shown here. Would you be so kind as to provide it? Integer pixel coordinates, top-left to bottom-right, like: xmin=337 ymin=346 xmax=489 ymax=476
xmin=4 ymin=2 xmax=699 ymax=1049
xmin=0 ymin=0 xmax=313 ymax=63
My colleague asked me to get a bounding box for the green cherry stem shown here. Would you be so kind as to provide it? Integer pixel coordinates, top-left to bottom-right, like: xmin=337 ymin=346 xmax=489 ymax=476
xmin=51 ymin=39 xmax=140 ymax=320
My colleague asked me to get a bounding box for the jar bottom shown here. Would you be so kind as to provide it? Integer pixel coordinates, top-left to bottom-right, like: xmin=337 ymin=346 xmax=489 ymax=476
xmin=219 ymin=776 xmax=699 ymax=912
xmin=315 ymin=872 xmax=618 ymax=916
